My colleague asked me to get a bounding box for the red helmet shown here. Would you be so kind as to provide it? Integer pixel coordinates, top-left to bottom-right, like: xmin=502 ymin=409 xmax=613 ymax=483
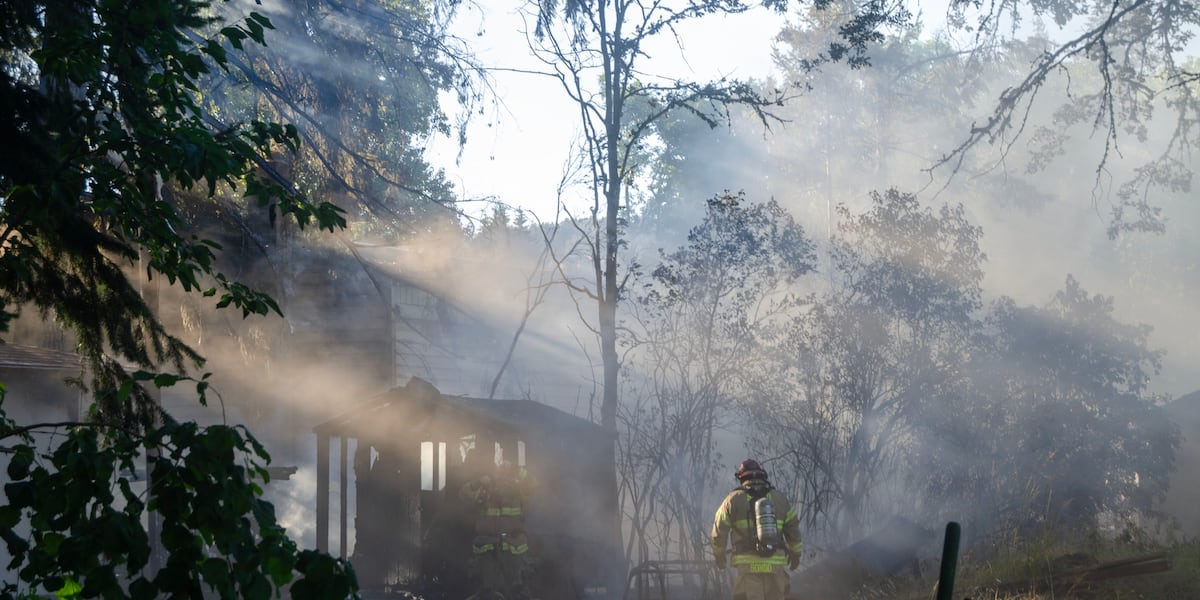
xmin=735 ymin=459 xmax=767 ymax=481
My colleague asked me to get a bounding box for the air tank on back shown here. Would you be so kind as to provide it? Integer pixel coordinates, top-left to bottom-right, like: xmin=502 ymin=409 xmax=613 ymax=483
xmin=755 ymin=496 xmax=779 ymax=551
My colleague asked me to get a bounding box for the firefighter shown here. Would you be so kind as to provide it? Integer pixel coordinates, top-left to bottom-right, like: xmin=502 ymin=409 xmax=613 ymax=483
xmin=711 ymin=459 xmax=803 ymax=600
xmin=459 ymin=451 xmax=537 ymax=600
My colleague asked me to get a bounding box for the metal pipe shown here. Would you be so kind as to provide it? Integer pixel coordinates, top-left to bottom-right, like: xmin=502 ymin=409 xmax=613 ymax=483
xmin=339 ymin=435 xmax=348 ymax=558
xmin=316 ymin=434 xmax=329 ymax=552
xmin=936 ymin=521 xmax=961 ymax=600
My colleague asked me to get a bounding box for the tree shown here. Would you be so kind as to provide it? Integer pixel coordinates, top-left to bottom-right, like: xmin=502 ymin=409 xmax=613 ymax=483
xmin=918 ymin=276 xmax=1180 ymax=538
xmin=164 ymin=0 xmax=477 ymax=384
xmin=167 ymin=1 xmax=485 ymax=439
xmin=613 ymin=0 xmax=1195 ymax=555
xmin=935 ymin=0 xmax=1200 ymax=235
xmin=197 ymin=0 xmax=477 ymax=239
xmin=739 ymin=192 xmax=1179 ymax=547
xmin=646 ymin=0 xmax=1199 ymax=235
xmin=636 ymin=15 xmax=1019 ymax=260
xmin=1 ymin=0 xmax=357 ymax=597
xmin=748 ymin=189 xmax=986 ymax=543
xmin=527 ymin=0 xmax=911 ymax=438
xmin=620 ymin=193 xmax=815 ymax=562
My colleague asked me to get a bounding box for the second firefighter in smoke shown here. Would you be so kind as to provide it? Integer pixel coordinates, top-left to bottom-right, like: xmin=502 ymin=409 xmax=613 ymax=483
xmin=459 ymin=448 xmax=538 ymax=600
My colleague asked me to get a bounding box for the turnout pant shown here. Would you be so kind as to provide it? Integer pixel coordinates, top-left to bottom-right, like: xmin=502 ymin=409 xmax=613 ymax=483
xmin=731 ymin=564 xmax=789 ymax=600
xmin=469 ymin=535 xmax=530 ymax=599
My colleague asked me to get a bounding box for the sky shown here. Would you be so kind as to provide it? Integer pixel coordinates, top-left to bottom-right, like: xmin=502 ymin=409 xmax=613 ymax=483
xmin=420 ymin=0 xmax=1195 ymax=223
xmin=409 ymin=4 xmax=1200 ymax=554
xmin=422 ymin=1 xmax=791 ymax=220
xmin=416 ymin=0 xmax=1199 ymax=402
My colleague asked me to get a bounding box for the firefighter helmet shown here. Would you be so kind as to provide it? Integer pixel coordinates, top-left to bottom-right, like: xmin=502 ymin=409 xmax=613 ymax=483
xmin=735 ymin=459 xmax=768 ymax=481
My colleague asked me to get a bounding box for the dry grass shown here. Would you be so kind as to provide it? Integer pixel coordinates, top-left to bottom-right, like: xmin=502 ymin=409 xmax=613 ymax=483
xmin=854 ymin=529 xmax=1200 ymax=600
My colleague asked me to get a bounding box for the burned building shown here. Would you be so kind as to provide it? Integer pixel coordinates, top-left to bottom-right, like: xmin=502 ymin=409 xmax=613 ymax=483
xmin=0 ymin=343 xmax=84 ymax=425
xmin=313 ymin=377 xmax=626 ymax=599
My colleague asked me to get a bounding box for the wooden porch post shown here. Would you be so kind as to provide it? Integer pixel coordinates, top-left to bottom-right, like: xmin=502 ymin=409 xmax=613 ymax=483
xmin=339 ymin=435 xmax=348 ymax=559
xmin=316 ymin=433 xmax=330 ymax=552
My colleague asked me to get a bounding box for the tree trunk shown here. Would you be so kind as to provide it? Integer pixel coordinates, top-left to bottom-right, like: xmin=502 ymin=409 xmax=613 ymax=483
xmin=599 ymin=28 xmax=623 ymax=432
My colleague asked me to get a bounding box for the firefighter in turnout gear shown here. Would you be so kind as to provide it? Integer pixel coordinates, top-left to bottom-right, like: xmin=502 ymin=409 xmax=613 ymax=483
xmin=459 ymin=450 xmax=537 ymax=600
xmin=711 ymin=459 xmax=803 ymax=600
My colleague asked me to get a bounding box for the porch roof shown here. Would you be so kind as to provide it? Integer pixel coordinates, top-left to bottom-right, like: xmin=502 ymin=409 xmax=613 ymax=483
xmin=312 ymin=376 xmax=611 ymax=444
xmin=0 ymin=344 xmax=83 ymax=371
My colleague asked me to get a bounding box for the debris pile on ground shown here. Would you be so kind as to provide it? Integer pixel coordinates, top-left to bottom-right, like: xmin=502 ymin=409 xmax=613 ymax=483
xmin=975 ymin=551 xmax=1172 ymax=598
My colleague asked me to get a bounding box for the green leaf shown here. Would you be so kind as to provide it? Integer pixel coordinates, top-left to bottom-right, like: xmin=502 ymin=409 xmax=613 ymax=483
xmin=40 ymin=532 xmax=66 ymax=555
xmin=0 ymin=505 xmax=21 ymax=529
xmin=200 ymin=557 xmax=232 ymax=591
xmin=5 ymin=481 xmax=36 ymax=510
xmin=153 ymin=373 xmax=183 ymax=388
xmin=52 ymin=576 xmax=81 ymax=599
xmin=129 ymin=577 xmax=155 ymax=599
xmin=115 ymin=379 xmax=135 ymax=405
xmin=265 ymin=553 xmax=296 ymax=586
xmin=221 ymin=26 xmax=247 ymax=50
xmin=204 ymin=39 xmax=228 ymax=64
xmin=242 ymin=572 xmax=271 ymax=600
xmin=246 ymin=19 xmax=266 ymax=45
xmin=6 ymin=446 xmax=33 ymax=480
xmin=248 ymin=11 xmax=274 ymax=29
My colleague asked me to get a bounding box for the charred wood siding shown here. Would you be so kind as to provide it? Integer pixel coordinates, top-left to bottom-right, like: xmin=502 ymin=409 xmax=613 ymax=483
xmin=312 ymin=378 xmax=626 ymax=598
xmin=390 ymin=281 xmax=502 ymax=395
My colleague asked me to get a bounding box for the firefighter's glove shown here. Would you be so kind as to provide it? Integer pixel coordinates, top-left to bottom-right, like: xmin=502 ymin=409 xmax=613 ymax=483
xmin=787 ymin=553 xmax=800 ymax=571
xmin=714 ymin=555 xmax=727 ymax=570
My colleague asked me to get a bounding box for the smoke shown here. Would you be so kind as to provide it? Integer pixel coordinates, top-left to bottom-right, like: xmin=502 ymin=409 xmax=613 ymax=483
xmin=604 ymin=18 xmax=1200 ymax=560
xmin=1163 ymin=391 xmax=1200 ymax=537
xmin=136 ymin=217 xmax=610 ymax=568
xmin=154 ymin=0 xmax=1200 ymax=590
xmin=7 ymin=0 xmax=1196 ymax=590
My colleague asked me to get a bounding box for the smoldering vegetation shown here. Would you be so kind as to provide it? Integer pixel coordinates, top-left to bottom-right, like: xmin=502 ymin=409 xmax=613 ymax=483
xmin=3 ymin=0 xmax=1197 ymax=595
xmin=120 ymin=0 xmax=1200 ymax=576
xmin=614 ymin=190 xmax=1184 ymax=563
xmin=599 ymin=9 xmax=1200 ymax=575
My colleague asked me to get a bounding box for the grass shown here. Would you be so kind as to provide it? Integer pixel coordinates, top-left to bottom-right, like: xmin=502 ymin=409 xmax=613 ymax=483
xmin=858 ymin=527 xmax=1200 ymax=600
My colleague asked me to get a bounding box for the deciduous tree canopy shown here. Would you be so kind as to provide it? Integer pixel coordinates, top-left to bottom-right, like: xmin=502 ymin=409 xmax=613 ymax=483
xmin=0 ymin=0 xmax=393 ymax=597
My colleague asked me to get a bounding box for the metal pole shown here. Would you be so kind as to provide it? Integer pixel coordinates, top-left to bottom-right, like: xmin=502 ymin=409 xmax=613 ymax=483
xmin=140 ymin=247 xmax=163 ymax=576
xmin=936 ymin=521 xmax=961 ymax=600
xmin=339 ymin=435 xmax=348 ymax=559
xmin=316 ymin=434 xmax=330 ymax=552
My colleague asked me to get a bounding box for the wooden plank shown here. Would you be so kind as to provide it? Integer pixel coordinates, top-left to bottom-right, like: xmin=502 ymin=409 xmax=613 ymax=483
xmin=980 ymin=552 xmax=1172 ymax=596
xmin=1079 ymin=555 xmax=1171 ymax=581
xmin=316 ymin=434 xmax=330 ymax=552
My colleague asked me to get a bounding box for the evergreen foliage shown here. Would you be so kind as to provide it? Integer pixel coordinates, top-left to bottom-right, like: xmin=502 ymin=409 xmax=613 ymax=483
xmin=0 ymin=0 xmax=358 ymax=597
xmin=196 ymin=0 xmax=475 ymax=238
